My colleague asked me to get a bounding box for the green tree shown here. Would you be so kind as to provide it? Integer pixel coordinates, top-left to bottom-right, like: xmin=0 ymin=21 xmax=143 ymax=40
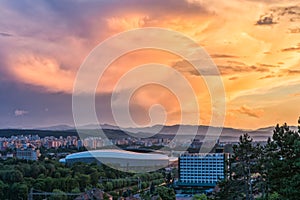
xmin=166 ymin=172 xmax=172 ymax=185
xmin=65 ymin=177 xmax=79 ymax=192
xmin=216 ymin=118 xmax=300 ymax=200
xmin=150 ymin=182 xmax=155 ymax=194
xmin=71 ymin=187 xmax=80 ymax=193
xmin=76 ymin=174 xmax=90 ymax=191
xmin=90 ymin=171 xmax=100 ymax=186
xmin=105 ymin=182 xmax=113 ymax=191
xmin=215 ymin=133 xmax=261 ymax=200
xmin=0 ymin=170 xmax=24 ymax=183
xmin=0 ymin=180 xmax=9 ymax=199
xmin=49 ymin=189 xmax=67 ymax=200
xmin=10 ymin=183 xmax=28 ymax=200
xmin=192 ymin=194 xmax=208 ymax=200
xmin=156 ymin=186 xmax=175 ymax=200
xmin=131 ymin=185 xmax=139 ymax=194
xmin=268 ymin=192 xmax=280 ymax=200
xmin=267 ymin=121 xmax=300 ymax=200
xmin=29 ymin=163 xmax=41 ymax=179
xmin=44 ymin=177 xmax=54 ymax=192
xmin=141 ymin=182 xmax=148 ymax=189
xmin=103 ymin=192 xmax=110 ymax=200
xmin=140 ymin=191 xmax=151 ymax=200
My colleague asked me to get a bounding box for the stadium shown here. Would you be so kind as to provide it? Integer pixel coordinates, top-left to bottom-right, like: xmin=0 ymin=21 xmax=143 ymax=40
xmin=59 ymin=149 xmax=170 ymax=172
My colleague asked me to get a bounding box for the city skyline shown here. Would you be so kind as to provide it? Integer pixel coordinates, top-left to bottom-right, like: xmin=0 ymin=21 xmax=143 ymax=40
xmin=1 ymin=0 xmax=300 ymax=129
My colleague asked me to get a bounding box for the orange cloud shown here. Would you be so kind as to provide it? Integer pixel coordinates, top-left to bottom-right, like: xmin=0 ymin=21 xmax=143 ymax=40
xmin=259 ymin=74 xmax=276 ymax=80
xmin=289 ymin=92 xmax=300 ymax=97
xmin=281 ymin=46 xmax=300 ymax=52
xmin=233 ymin=105 xmax=264 ymax=118
xmin=10 ymin=55 xmax=74 ymax=93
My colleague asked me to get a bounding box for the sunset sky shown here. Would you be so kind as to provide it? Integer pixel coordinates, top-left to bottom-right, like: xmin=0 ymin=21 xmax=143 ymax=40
xmin=0 ymin=0 xmax=300 ymax=129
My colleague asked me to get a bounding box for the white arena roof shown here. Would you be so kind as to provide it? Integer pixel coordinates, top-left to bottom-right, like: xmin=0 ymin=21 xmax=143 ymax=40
xmin=65 ymin=149 xmax=169 ymax=160
xmin=63 ymin=149 xmax=177 ymax=172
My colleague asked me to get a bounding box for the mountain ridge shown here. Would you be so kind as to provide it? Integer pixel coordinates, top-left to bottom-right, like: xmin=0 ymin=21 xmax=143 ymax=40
xmin=1 ymin=124 xmax=297 ymax=142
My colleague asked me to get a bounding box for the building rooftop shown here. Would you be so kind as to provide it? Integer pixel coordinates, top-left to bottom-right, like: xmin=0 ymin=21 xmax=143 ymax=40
xmin=65 ymin=149 xmax=169 ymax=160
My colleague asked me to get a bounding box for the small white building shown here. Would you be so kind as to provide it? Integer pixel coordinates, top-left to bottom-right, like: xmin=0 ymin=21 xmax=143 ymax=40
xmin=16 ymin=148 xmax=40 ymax=161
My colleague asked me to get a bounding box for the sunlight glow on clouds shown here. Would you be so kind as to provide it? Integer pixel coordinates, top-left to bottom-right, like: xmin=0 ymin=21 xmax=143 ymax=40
xmin=11 ymin=55 xmax=74 ymax=93
xmin=0 ymin=0 xmax=300 ymax=129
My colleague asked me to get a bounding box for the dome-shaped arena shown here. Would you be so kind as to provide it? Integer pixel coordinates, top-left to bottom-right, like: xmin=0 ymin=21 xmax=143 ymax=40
xmin=60 ymin=149 xmax=170 ymax=172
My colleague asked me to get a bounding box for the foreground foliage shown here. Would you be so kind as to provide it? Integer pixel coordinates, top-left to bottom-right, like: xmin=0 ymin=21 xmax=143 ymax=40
xmin=0 ymin=159 xmax=164 ymax=200
xmin=216 ymin=118 xmax=300 ymax=200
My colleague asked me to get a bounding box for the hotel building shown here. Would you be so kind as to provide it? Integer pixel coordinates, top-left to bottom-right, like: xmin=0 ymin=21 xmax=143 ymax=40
xmin=178 ymin=153 xmax=228 ymax=187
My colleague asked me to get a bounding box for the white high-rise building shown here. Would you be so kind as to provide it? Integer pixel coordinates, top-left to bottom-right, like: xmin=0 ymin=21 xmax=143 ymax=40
xmin=178 ymin=153 xmax=227 ymax=186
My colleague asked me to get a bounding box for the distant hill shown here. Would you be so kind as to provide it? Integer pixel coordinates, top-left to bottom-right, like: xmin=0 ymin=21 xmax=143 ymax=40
xmin=37 ymin=124 xmax=120 ymax=131
xmin=0 ymin=128 xmax=130 ymax=139
xmin=0 ymin=129 xmax=77 ymax=138
xmin=0 ymin=123 xmax=291 ymax=142
xmin=3 ymin=122 xmax=298 ymax=142
xmin=37 ymin=124 xmax=74 ymax=131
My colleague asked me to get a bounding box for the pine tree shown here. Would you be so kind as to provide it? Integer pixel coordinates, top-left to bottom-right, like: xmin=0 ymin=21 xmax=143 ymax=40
xmin=216 ymin=118 xmax=300 ymax=200
xmin=216 ymin=133 xmax=261 ymax=200
xmin=267 ymin=120 xmax=300 ymax=200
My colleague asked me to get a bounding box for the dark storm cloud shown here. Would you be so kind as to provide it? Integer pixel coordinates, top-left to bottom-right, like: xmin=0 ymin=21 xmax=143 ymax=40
xmin=0 ymin=32 xmax=13 ymax=37
xmin=0 ymin=81 xmax=72 ymax=128
xmin=1 ymin=0 xmax=208 ymax=39
xmin=0 ymin=81 xmax=115 ymax=128
xmin=0 ymin=48 xmax=11 ymax=82
xmin=0 ymin=80 xmax=161 ymax=128
xmin=0 ymin=0 xmax=210 ymax=79
xmin=0 ymin=0 xmax=103 ymax=40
